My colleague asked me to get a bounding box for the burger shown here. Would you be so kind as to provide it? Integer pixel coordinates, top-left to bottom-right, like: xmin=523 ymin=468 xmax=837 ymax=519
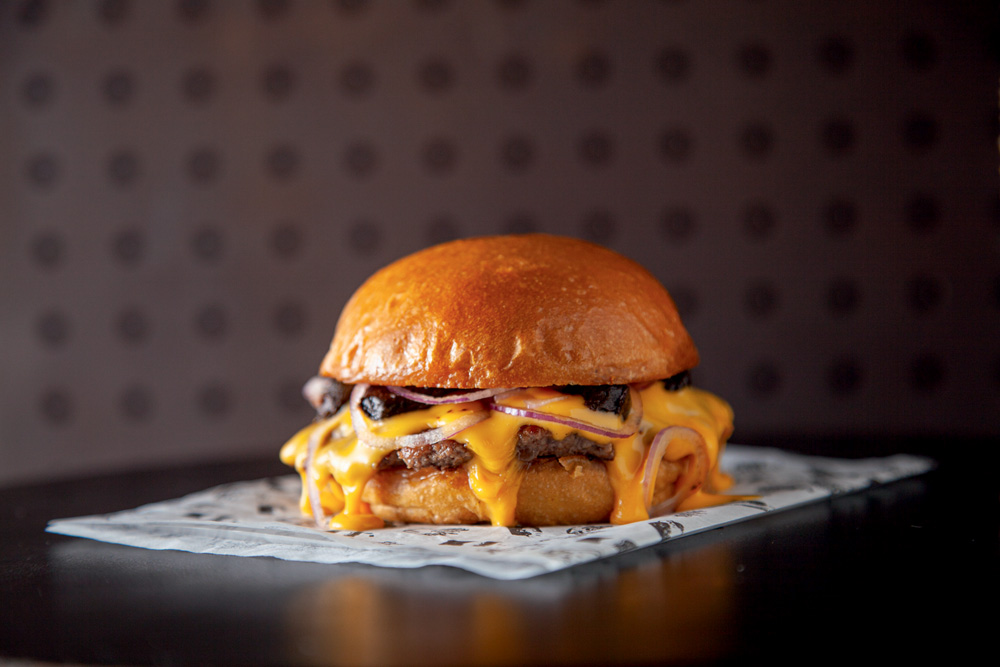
xmin=280 ymin=234 xmax=735 ymax=529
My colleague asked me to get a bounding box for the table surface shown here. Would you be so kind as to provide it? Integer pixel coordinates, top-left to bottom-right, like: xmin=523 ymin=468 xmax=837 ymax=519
xmin=2 ymin=438 xmax=996 ymax=666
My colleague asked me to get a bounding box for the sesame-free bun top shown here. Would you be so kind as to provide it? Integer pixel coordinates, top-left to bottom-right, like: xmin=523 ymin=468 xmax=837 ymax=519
xmin=320 ymin=234 xmax=699 ymax=388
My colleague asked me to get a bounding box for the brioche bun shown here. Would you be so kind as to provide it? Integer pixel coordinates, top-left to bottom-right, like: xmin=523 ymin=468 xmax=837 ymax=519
xmin=363 ymin=456 xmax=685 ymax=526
xmin=321 ymin=234 xmax=698 ymax=388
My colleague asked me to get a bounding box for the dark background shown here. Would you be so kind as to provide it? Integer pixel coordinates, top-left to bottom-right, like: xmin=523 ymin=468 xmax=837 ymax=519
xmin=2 ymin=0 xmax=998 ymax=487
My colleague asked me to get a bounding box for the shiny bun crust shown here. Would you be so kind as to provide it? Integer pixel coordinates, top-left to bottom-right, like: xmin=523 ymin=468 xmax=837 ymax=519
xmin=321 ymin=234 xmax=699 ymax=387
xmin=362 ymin=456 xmax=684 ymax=526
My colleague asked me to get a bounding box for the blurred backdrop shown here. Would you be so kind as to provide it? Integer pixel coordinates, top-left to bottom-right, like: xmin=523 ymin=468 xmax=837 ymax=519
xmin=1 ymin=0 xmax=997 ymax=487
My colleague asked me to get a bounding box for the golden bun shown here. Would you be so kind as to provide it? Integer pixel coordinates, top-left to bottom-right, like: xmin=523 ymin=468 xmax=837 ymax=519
xmin=321 ymin=234 xmax=698 ymax=388
xmin=363 ymin=456 xmax=685 ymax=526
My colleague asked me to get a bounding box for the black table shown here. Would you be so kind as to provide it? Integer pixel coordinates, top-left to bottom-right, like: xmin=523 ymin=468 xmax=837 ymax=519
xmin=2 ymin=438 xmax=995 ymax=665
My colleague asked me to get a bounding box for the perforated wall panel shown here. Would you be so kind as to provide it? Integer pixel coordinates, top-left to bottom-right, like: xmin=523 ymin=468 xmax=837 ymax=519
xmin=2 ymin=0 xmax=997 ymax=486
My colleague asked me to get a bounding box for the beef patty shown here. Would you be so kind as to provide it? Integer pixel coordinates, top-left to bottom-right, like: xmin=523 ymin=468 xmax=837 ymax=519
xmin=377 ymin=425 xmax=611 ymax=470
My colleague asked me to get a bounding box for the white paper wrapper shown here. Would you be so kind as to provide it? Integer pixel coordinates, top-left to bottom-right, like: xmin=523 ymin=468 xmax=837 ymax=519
xmin=47 ymin=445 xmax=933 ymax=580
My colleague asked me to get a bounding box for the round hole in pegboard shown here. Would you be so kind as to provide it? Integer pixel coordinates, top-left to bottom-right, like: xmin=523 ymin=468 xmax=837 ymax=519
xmin=739 ymin=122 xmax=774 ymax=158
xmin=15 ymin=0 xmax=49 ymax=27
xmin=418 ymin=57 xmax=454 ymax=93
xmin=737 ymin=43 xmax=770 ymax=77
xmin=103 ymin=69 xmax=135 ymax=106
xmin=901 ymin=32 xmax=937 ymax=71
xmin=425 ymin=214 xmax=460 ymax=245
xmin=348 ymin=220 xmax=382 ymax=254
xmin=660 ymin=206 xmax=696 ymax=243
xmin=743 ymin=202 xmax=776 ymax=240
xmin=502 ymin=211 xmax=539 ymax=235
xmin=905 ymin=193 xmax=940 ymax=233
xmin=821 ymin=118 xmax=855 ymax=156
xmin=107 ymin=149 xmax=140 ymax=187
xmin=655 ymin=47 xmax=691 ymax=83
xmin=31 ymin=231 xmax=64 ymax=269
xmin=332 ymin=0 xmax=371 ymax=16
xmin=822 ymin=198 xmax=858 ymax=237
xmin=120 ymin=384 xmax=155 ymax=422
xmin=747 ymin=361 xmax=782 ymax=397
xmin=39 ymin=388 xmax=73 ymax=426
xmin=422 ymin=137 xmax=458 ymax=175
xmin=907 ymin=274 xmax=944 ymax=315
xmin=576 ymin=49 xmax=612 ymax=87
xmin=580 ymin=209 xmax=617 ymax=244
xmin=827 ymin=356 xmax=863 ymax=396
xmin=257 ymin=0 xmax=290 ymax=19
xmin=744 ymin=280 xmax=779 ymax=318
xmin=910 ymin=352 xmax=945 ymax=394
xmin=197 ymin=382 xmax=232 ymax=418
xmin=902 ymin=112 xmax=938 ymax=151
xmin=181 ymin=67 xmax=216 ymax=103
xmin=817 ymin=36 xmax=854 ymax=74
xmin=98 ymin=0 xmax=130 ymax=25
xmin=262 ymin=63 xmax=295 ymax=101
xmin=116 ymin=306 xmax=150 ymax=344
xmin=191 ymin=225 xmax=224 ymax=262
xmin=270 ymin=221 xmax=302 ymax=259
xmin=25 ymin=153 xmax=59 ymax=189
xmin=499 ymin=135 xmax=536 ymax=172
xmin=186 ymin=147 xmax=221 ymax=185
xmin=176 ymin=0 xmax=210 ymax=22
xmin=659 ymin=127 xmax=692 ymax=163
xmin=36 ymin=310 xmax=70 ymax=348
xmin=195 ymin=304 xmax=227 ymax=340
xmin=277 ymin=379 xmax=311 ymax=414
xmin=497 ymin=53 xmax=532 ymax=91
xmin=22 ymin=72 xmax=54 ymax=108
xmin=111 ymin=226 xmax=144 ymax=266
xmin=266 ymin=145 xmax=299 ymax=180
xmin=339 ymin=61 xmax=375 ymax=96
xmin=826 ymin=278 xmax=861 ymax=316
xmin=578 ymin=130 xmax=614 ymax=167
xmin=273 ymin=301 xmax=306 ymax=337
xmin=344 ymin=141 xmax=378 ymax=178
xmin=668 ymin=285 xmax=699 ymax=320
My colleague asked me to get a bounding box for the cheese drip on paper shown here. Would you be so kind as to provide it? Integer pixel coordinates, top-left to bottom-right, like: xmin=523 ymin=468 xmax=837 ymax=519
xmin=279 ymin=384 xmax=734 ymax=529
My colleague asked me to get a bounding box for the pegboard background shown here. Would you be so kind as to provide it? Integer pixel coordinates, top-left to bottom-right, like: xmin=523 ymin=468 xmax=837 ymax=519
xmin=1 ymin=0 xmax=998 ymax=487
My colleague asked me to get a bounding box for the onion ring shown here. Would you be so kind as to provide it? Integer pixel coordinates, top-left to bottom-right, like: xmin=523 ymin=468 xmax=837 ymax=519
xmin=350 ymin=383 xmax=489 ymax=452
xmin=385 ymin=386 xmax=512 ymax=405
xmin=490 ymin=386 xmax=643 ymax=439
xmin=643 ymin=426 xmax=709 ymax=517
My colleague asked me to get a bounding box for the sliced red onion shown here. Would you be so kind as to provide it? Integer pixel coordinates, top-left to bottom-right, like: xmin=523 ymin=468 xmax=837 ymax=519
xmin=350 ymin=383 xmax=489 ymax=452
xmin=303 ymin=423 xmax=328 ymax=529
xmin=385 ymin=385 xmax=512 ymax=405
xmin=489 ymin=387 xmax=643 ymax=439
xmin=643 ymin=426 xmax=709 ymax=517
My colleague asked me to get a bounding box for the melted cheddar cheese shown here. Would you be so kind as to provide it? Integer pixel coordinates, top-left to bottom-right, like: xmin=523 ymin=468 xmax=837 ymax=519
xmin=279 ymin=383 xmax=735 ymax=529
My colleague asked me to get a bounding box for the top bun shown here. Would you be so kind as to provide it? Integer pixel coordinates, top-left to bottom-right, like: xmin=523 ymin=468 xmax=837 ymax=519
xmin=321 ymin=234 xmax=698 ymax=388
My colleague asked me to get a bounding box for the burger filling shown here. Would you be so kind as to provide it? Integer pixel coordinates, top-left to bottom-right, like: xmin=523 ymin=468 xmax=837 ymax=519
xmin=282 ymin=372 xmax=735 ymax=530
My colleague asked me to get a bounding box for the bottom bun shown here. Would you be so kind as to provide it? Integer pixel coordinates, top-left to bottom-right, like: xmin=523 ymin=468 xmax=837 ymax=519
xmin=362 ymin=455 xmax=684 ymax=526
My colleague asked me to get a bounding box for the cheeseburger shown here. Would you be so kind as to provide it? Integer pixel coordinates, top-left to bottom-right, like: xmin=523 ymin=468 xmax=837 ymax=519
xmin=280 ymin=234 xmax=735 ymax=529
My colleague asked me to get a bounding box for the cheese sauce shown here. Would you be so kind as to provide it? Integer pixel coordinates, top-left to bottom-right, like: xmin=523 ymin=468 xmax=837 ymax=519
xmin=279 ymin=383 xmax=735 ymax=529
